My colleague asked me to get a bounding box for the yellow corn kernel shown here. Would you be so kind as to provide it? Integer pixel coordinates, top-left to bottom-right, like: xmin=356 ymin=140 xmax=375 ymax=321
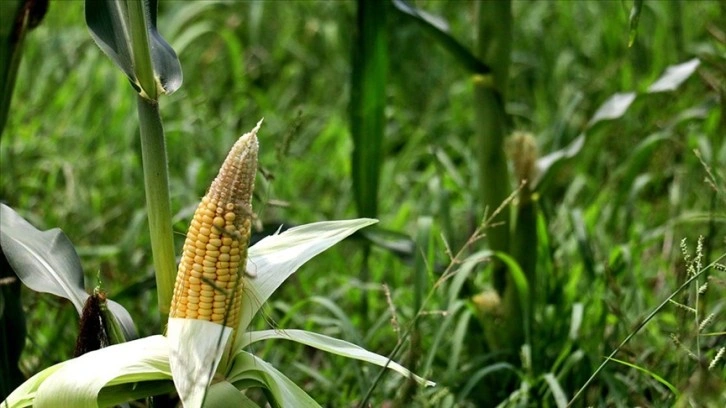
xmin=169 ymin=122 xmax=260 ymax=328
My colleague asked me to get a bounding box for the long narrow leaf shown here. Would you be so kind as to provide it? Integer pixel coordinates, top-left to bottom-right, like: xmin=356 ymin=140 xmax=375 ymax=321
xmin=606 ymin=357 xmax=679 ymax=396
xmin=202 ymin=381 xmax=258 ymax=408
xmin=239 ymin=329 xmax=435 ymax=387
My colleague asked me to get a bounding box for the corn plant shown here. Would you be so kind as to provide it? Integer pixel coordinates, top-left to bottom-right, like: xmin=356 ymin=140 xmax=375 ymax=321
xmin=0 ymin=127 xmax=432 ymax=406
xmin=390 ymin=0 xmax=712 ymax=403
xmin=1 ymin=1 xmax=433 ymax=406
xmin=85 ymin=0 xmax=182 ymax=322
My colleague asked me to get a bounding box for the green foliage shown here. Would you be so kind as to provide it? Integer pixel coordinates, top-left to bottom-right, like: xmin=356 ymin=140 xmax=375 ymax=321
xmin=1 ymin=0 xmax=724 ymax=406
xmin=0 ymin=204 xmax=137 ymax=341
xmin=85 ymin=0 xmax=181 ymax=318
xmin=0 ymin=0 xmax=48 ymax=135
xmin=85 ymin=0 xmax=182 ymax=98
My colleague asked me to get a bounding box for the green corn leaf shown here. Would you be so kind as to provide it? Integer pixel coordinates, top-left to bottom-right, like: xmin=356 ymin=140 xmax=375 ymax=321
xmin=98 ymin=293 xmax=132 ymax=346
xmin=0 ymin=204 xmax=137 ymax=341
xmin=2 ymin=361 xmax=64 ymax=408
xmin=35 ymin=336 xmax=171 ymax=408
xmin=4 ymin=218 xmax=389 ymax=408
xmin=85 ymin=0 xmax=182 ymax=99
xmin=392 ymin=0 xmax=491 ymax=75
xmin=228 ymin=352 xmax=321 ymax=408
xmin=202 ymin=381 xmax=258 ymax=408
xmin=239 ymin=329 xmax=435 ymax=387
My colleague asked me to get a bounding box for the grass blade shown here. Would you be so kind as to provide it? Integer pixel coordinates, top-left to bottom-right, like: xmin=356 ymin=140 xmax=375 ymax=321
xmin=606 ymin=357 xmax=679 ymax=397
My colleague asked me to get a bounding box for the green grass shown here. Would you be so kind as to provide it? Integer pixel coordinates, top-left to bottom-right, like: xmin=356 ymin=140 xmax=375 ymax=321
xmin=2 ymin=1 xmax=725 ymax=406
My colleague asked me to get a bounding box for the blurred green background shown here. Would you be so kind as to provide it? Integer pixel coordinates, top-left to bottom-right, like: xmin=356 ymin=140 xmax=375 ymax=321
xmin=1 ymin=1 xmax=724 ymax=406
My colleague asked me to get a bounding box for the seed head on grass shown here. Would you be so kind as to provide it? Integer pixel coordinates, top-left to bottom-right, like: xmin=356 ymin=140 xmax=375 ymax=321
xmin=709 ymin=347 xmax=724 ymax=370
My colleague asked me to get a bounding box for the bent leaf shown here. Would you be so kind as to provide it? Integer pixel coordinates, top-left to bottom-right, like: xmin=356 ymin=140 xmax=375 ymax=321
xmin=392 ymin=0 xmax=490 ymax=75
xmin=85 ymin=0 xmax=182 ymax=98
xmin=4 ymin=336 xmax=171 ymax=408
xmin=1 ymin=204 xmax=87 ymax=313
xmin=202 ymin=381 xmax=258 ymax=408
xmin=0 ymin=204 xmax=137 ymax=340
xmin=227 ymin=351 xmax=321 ymax=408
xmin=240 ymin=329 xmax=435 ymax=387
xmin=237 ymin=218 xmax=378 ymax=339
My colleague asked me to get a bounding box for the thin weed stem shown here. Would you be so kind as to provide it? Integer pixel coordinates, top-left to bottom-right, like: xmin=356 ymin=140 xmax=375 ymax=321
xmin=568 ymin=252 xmax=726 ymax=407
xmin=357 ymin=184 xmax=524 ymax=408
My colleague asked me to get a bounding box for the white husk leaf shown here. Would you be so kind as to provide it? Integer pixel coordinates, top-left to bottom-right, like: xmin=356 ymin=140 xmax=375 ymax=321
xmin=167 ymin=318 xmax=232 ymax=408
xmin=237 ymin=218 xmax=378 ymax=339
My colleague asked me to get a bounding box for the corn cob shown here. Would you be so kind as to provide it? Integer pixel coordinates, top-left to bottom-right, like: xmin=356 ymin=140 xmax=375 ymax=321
xmin=169 ymin=122 xmax=260 ymax=327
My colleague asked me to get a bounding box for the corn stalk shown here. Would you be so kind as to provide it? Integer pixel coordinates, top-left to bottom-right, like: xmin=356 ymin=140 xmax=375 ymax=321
xmin=351 ymin=0 xmax=386 ymax=322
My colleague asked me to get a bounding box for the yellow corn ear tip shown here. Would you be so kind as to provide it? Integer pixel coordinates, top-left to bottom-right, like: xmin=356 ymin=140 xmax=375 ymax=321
xmin=170 ymin=120 xmax=261 ymax=327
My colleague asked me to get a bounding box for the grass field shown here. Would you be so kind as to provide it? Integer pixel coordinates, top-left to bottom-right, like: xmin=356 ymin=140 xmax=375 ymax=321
xmin=1 ymin=1 xmax=724 ymax=406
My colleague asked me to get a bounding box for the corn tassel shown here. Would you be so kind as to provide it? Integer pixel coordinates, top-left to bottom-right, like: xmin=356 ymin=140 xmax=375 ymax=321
xmin=169 ymin=121 xmax=260 ymax=329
